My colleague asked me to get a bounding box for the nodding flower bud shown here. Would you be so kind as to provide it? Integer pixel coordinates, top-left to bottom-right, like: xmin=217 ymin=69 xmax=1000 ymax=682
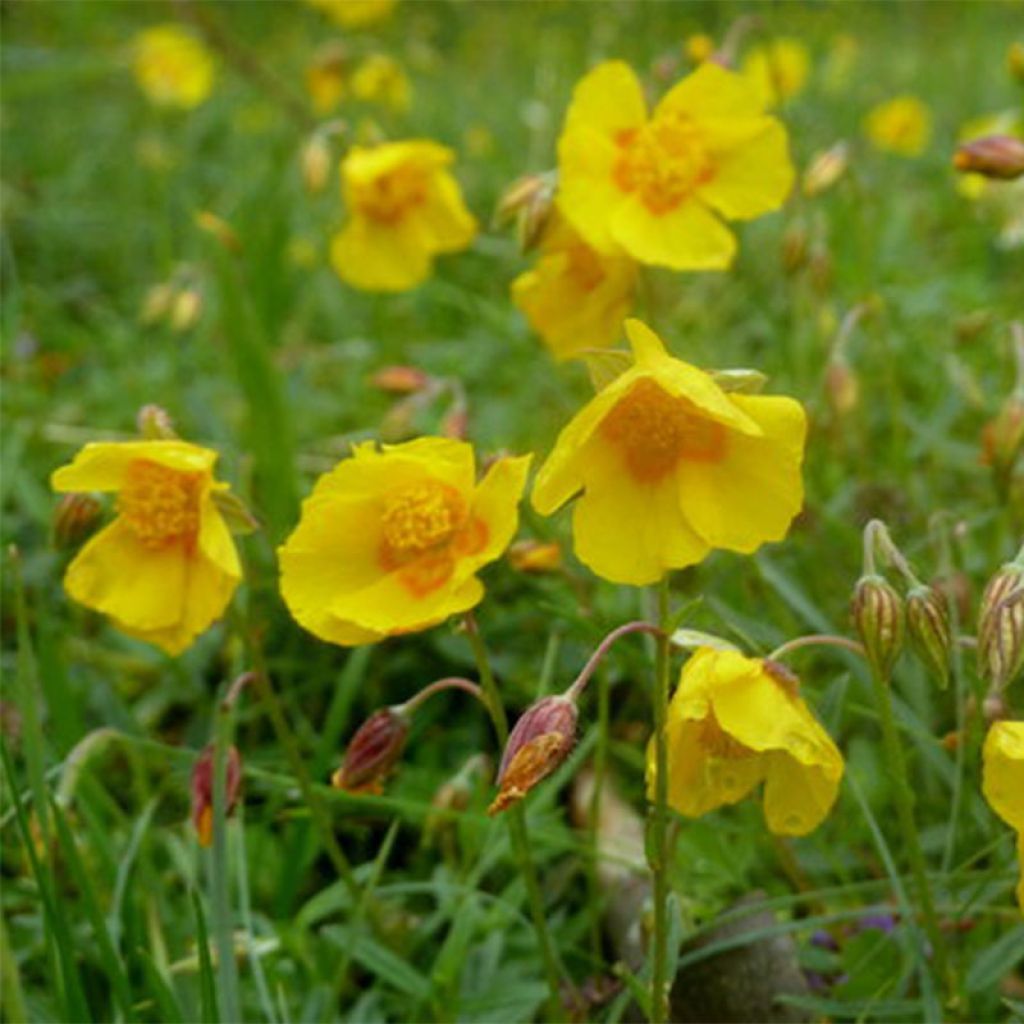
xmin=906 ymin=586 xmax=953 ymax=688
xmin=488 ymin=695 xmax=577 ymax=816
xmin=978 ymin=564 xmax=1024 ymax=691
xmin=53 ymin=492 xmax=103 ymax=549
xmin=136 ymin=404 xmax=176 ymax=439
xmin=191 ymin=744 xmax=243 ymax=848
xmin=331 ymin=707 xmax=410 ymax=794
xmin=370 ymin=365 xmax=430 ymax=394
xmin=851 ymin=575 xmax=905 ymax=680
xmin=802 ymin=141 xmax=850 ymax=197
xmin=953 ymin=135 xmax=1024 ymax=181
xmin=507 ymin=539 xmax=563 ymax=574
xmin=493 ymin=173 xmax=557 ymax=253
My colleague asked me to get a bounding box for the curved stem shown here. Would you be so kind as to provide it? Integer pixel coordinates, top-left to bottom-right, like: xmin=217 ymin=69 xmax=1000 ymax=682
xmin=463 ymin=614 xmax=570 ymax=1021
xmin=398 ymin=676 xmax=484 ymax=715
xmin=769 ymin=634 xmax=867 ymax=662
xmin=564 ymin=621 xmax=663 ymax=703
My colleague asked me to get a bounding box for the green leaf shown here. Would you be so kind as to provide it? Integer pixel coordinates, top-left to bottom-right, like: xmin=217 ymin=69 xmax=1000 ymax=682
xmin=192 ymin=891 xmax=220 ymax=1024
xmin=965 ymin=923 xmax=1024 ymax=994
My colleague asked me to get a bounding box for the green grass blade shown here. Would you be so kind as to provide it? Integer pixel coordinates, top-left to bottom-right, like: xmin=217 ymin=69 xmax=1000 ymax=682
xmin=192 ymin=890 xmax=220 ymax=1024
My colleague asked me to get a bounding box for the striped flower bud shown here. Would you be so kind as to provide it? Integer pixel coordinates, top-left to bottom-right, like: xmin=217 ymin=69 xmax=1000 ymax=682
xmin=953 ymin=135 xmax=1024 ymax=181
xmin=52 ymin=492 xmax=103 ymax=549
xmin=978 ymin=570 xmax=1024 ymax=691
xmin=489 ymin=695 xmax=577 ymax=815
xmin=494 ymin=172 xmax=556 ymax=253
xmin=191 ymin=744 xmax=243 ymax=847
xmin=851 ymin=575 xmax=905 ymax=680
xmin=906 ymin=585 xmax=952 ymax=688
xmin=331 ymin=707 xmax=410 ymax=794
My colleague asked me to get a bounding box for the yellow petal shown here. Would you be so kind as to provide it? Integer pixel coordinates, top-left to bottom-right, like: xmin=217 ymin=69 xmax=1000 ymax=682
xmin=563 ymin=60 xmax=647 ymax=142
xmin=698 ymin=119 xmax=794 ymax=220
xmin=52 ymin=440 xmax=217 ymax=493
xmin=675 ymin=393 xmax=806 ymax=553
xmin=983 ymin=721 xmax=1024 ymax=832
xmin=656 ymin=60 xmax=766 ymax=121
xmin=610 ymin=195 xmax=736 ymax=271
xmin=762 ymin=751 xmax=841 ymax=836
xmin=557 ymin=128 xmax=626 ymax=252
xmin=330 ymin=218 xmax=431 ymax=292
xmin=467 ymin=454 xmax=532 ymax=566
xmin=198 ymin=498 xmax=242 ymax=581
xmin=343 ymin=140 xmax=452 ymax=189
xmin=412 ymin=171 xmax=478 ymax=252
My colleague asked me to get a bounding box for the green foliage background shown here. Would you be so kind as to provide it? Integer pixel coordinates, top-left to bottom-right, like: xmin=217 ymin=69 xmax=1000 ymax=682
xmin=2 ymin=1 xmax=1022 ymax=1022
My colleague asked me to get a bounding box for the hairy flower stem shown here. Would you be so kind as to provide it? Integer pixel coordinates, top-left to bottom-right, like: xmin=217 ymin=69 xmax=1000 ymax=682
xmin=564 ymin=621 xmax=663 ymax=702
xmin=769 ymin=634 xmax=867 ymax=661
xmin=649 ymin=580 xmax=672 ymax=1024
xmin=463 ymin=614 xmax=570 ymax=1021
xmin=868 ymin=665 xmax=950 ymax=1000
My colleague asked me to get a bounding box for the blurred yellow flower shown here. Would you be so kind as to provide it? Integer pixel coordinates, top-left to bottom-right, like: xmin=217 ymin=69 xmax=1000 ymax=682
xmin=532 ymin=319 xmax=806 ymax=585
xmin=741 ymin=38 xmax=810 ymax=107
xmin=306 ymin=43 xmax=347 ymax=115
xmin=557 ymin=60 xmax=793 ymax=271
xmin=684 ymin=33 xmax=715 ymax=64
xmin=306 ymin=0 xmax=396 ymax=28
xmin=646 ymin=648 xmax=844 ymax=835
xmin=51 ymin=440 xmax=241 ymax=655
xmin=511 ymin=215 xmax=637 ymax=362
xmin=823 ymin=33 xmax=859 ymax=93
xmin=351 ymin=54 xmax=411 ymax=112
xmin=982 ymin=720 xmax=1024 ymax=910
xmin=278 ymin=438 xmax=531 ymax=646
xmin=863 ymin=95 xmax=932 ymax=157
xmin=330 ymin=139 xmax=477 ymax=292
xmin=132 ymin=25 xmax=215 ymax=110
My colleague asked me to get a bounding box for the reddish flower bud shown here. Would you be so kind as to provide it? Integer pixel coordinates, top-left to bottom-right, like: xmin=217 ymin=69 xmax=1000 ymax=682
xmin=851 ymin=575 xmax=905 ymax=679
xmin=906 ymin=585 xmax=952 ymax=688
xmin=507 ymin=539 xmax=563 ymax=574
xmin=331 ymin=707 xmax=410 ymax=794
xmin=978 ymin=570 xmax=1024 ymax=691
xmin=953 ymin=135 xmax=1024 ymax=180
xmin=370 ymin=365 xmax=430 ymax=394
xmin=191 ymin=744 xmax=242 ymax=848
xmin=489 ymin=695 xmax=577 ymax=815
xmin=52 ymin=492 xmax=103 ymax=549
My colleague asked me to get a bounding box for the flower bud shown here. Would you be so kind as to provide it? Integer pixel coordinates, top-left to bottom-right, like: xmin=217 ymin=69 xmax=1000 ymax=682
xmin=781 ymin=223 xmax=809 ymax=273
xmin=684 ymin=33 xmax=715 ymax=64
xmin=802 ymin=141 xmax=850 ymax=197
xmin=494 ymin=173 xmax=556 ymax=253
xmin=301 ymin=133 xmax=332 ymax=194
xmin=169 ymin=287 xmax=203 ymax=332
xmin=489 ymin=695 xmax=577 ymax=815
xmin=331 ymin=707 xmax=410 ymax=794
xmin=191 ymin=744 xmax=242 ymax=847
xmin=195 ymin=210 xmax=241 ymax=253
xmin=139 ymin=281 xmax=175 ymax=325
xmin=441 ymin=405 xmax=469 ymax=440
xmin=906 ymin=585 xmax=952 ymax=688
xmin=136 ymin=404 xmax=176 ymax=439
xmin=370 ymin=365 xmax=430 ymax=394
xmin=825 ymin=357 xmax=860 ymax=416
xmin=851 ymin=575 xmax=905 ymax=679
xmin=953 ymin=135 xmax=1024 ymax=181
xmin=980 ymin=391 xmax=1024 ymax=479
xmin=52 ymin=492 xmax=103 ymax=549
xmin=1010 ymin=41 xmax=1024 ymax=83
xmin=508 ymin=539 xmax=563 ymax=574
xmin=978 ymin=570 xmax=1024 ymax=691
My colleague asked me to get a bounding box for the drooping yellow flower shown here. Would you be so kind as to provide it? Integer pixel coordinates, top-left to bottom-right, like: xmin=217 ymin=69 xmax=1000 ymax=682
xmin=863 ymin=95 xmax=932 ymax=157
xmin=132 ymin=25 xmax=215 ymax=110
xmin=532 ymin=319 xmax=807 ymax=585
xmin=330 ymin=140 xmax=477 ymax=292
xmin=306 ymin=44 xmax=347 ymax=115
xmin=557 ymin=60 xmax=793 ymax=271
xmin=646 ymin=648 xmax=844 ymax=836
xmin=278 ymin=438 xmax=531 ymax=646
xmin=51 ymin=440 xmax=242 ymax=655
xmin=511 ymin=215 xmax=637 ymax=362
xmin=982 ymin=720 xmax=1024 ymax=911
xmin=351 ymin=54 xmax=411 ymax=112
xmin=306 ymin=0 xmax=396 ymax=29
xmin=741 ymin=38 xmax=810 ymax=107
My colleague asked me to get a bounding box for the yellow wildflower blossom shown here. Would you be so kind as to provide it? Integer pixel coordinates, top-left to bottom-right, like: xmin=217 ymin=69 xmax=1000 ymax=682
xmin=306 ymin=44 xmax=347 ymax=115
xmin=278 ymin=438 xmax=531 ymax=646
xmin=532 ymin=319 xmax=806 ymax=585
xmin=557 ymin=60 xmax=793 ymax=271
xmin=647 ymin=648 xmax=844 ymax=836
xmin=863 ymin=95 xmax=932 ymax=157
xmin=330 ymin=139 xmax=477 ymax=292
xmin=982 ymin=720 xmax=1024 ymax=911
xmin=684 ymin=33 xmax=715 ymax=64
xmin=306 ymin=0 xmax=396 ymax=29
xmin=511 ymin=215 xmax=637 ymax=362
xmin=351 ymin=54 xmax=411 ymax=112
xmin=132 ymin=25 xmax=215 ymax=110
xmin=741 ymin=38 xmax=810 ymax=107
xmin=51 ymin=440 xmax=242 ymax=655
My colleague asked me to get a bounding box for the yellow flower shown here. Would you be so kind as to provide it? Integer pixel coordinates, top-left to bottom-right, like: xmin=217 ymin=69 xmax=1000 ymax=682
xmin=863 ymin=95 xmax=932 ymax=157
xmin=306 ymin=0 xmax=396 ymax=29
xmin=557 ymin=60 xmax=793 ymax=271
xmin=351 ymin=54 xmax=411 ymax=113
xmin=330 ymin=140 xmax=477 ymax=292
xmin=511 ymin=215 xmax=637 ymax=362
xmin=278 ymin=438 xmax=531 ymax=646
xmin=684 ymin=33 xmax=715 ymax=64
xmin=531 ymin=319 xmax=806 ymax=585
xmin=51 ymin=440 xmax=242 ymax=655
xmin=306 ymin=44 xmax=347 ymax=115
xmin=741 ymin=38 xmax=810 ymax=107
xmin=132 ymin=25 xmax=215 ymax=110
xmin=647 ymin=648 xmax=844 ymax=836
xmin=982 ymin=720 xmax=1024 ymax=911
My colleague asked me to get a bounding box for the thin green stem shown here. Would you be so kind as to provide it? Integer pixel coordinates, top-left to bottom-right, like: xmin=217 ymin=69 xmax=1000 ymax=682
xmin=463 ymin=614 xmax=569 ymax=1021
xmin=868 ymin=665 xmax=950 ymax=1002
xmin=210 ymin=702 xmax=240 ymax=1024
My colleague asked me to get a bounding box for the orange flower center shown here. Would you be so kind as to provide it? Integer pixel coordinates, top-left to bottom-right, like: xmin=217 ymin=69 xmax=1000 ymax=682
xmin=614 ymin=113 xmax=714 ymax=215
xmin=355 ymin=165 xmax=428 ymax=224
xmin=378 ymin=480 xmax=487 ymax=596
xmin=599 ymin=377 xmax=728 ymax=482
xmin=118 ymin=459 xmax=202 ymax=549
xmin=698 ymin=710 xmax=754 ymax=760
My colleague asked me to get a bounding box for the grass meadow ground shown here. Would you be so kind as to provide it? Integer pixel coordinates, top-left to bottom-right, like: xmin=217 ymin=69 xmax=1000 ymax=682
xmin=2 ymin=1 xmax=1023 ymax=1022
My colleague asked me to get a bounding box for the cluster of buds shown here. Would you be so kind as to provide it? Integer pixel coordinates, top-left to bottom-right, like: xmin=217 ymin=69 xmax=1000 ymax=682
xmin=493 ymin=172 xmax=557 ymax=253
xmin=191 ymin=744 xmax=243 ymax=847
xmin=139 ymin=268 xmax=204 ymax=333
